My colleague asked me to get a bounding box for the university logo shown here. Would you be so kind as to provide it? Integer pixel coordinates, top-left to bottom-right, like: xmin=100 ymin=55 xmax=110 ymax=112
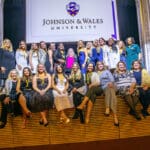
xmin=66 ymin=2 xmax=80 ymax=17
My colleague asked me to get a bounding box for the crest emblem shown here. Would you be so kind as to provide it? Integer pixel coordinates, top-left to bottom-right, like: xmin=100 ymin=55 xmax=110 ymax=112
xmin=66 ymin=2 xmax=80 ymax=16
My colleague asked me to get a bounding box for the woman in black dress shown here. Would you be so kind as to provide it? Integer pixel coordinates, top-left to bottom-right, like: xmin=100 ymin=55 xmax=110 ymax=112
xmin=68 ymin=63 xmax=85 ymax=123
xmin=32 ymin=64 xmax=53 ymax=126
xmin=16 ymin=67 xmax=33 ymax=128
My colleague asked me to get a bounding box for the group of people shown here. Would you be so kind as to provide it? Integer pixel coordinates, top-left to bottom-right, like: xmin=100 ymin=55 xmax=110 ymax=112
xmin=0 ymin=37 xmax=150 ymax=129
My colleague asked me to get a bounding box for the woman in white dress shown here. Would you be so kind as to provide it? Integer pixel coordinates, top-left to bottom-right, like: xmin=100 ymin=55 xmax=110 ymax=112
xmin=15 ymin=41 xmax=28 ymax=77
xmin=52 ymin=64 xmax=72 ymax=123
xmin=29 ymin=43 xmax=39 ymax=74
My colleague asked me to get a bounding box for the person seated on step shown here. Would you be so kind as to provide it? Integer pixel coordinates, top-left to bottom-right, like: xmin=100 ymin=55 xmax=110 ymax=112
xmin=68 ymin=62 xmax=85 ymax=123
xmin=131 ymin=60 xmax=150 ymax=117
xmin=52 ymin=64 xmax=72 ymax=124
xmin=113 ymin=61 xmax=141 ymax=120
xmin=96 ymin=61 xmax=119 ymax=126
xmin=32 ymin=64 xmax=54 ymax=127
xmin=77 ymin=62 xmax=103 ymax=124
xmin=0 ymin=69 xmax=21 ymax=129
xmin=16 ymin=67 xmax=33 ymax=128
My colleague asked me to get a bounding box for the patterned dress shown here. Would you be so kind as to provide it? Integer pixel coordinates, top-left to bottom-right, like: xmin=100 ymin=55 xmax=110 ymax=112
xmin=53 ymin=77 xmax=73 ymax=111
xmin=32 ymin=78 xmax=53 ymax=112
xmin=20 ymin=79 xmax=34 ymax=109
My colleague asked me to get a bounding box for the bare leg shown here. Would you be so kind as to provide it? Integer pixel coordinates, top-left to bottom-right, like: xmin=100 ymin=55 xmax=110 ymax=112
xmin=18 ymin=94 xmax=31 ymax=116
xmin=22 ymin=112 xmax=27 ymax=129
xmin=60 ymin=110 xmax=70 ymax=123
xmin=40 ymin=111 xmax=48 ymax=126
xmin=77 ymin=96 xmax=89 ymax=110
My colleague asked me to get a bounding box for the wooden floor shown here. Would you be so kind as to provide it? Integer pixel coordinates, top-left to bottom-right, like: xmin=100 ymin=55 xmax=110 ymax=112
xmin=0 ymin=96 xmax=150 ymax=149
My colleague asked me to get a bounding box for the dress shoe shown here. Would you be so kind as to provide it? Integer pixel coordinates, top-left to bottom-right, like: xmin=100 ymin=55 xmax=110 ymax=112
xmin=79 ymin=111 xmax=85 ymax=124
xmin=44 ymin=122 xmax=49 ymax=127
xmin=104 ymin=113 xmax=110 ymax=117
xmin=39 ymin=120 xmax=43 ymax=125
xmin=141 ymin=110 xmax=150 ymax=117
xmin=134 ymin=113 xmax=141 ymax=120
xmin=128 ymin=109 xmax=135 ymax=116
xmin=0 ymin=122 xmax=6 ymax=129
xmin=72 ymin=110 xmax=79 ymax=119
xmin=64 ymin=118 xmax=70 ymax=124
xmin=114 ymin=122 xmax=119 ymax=127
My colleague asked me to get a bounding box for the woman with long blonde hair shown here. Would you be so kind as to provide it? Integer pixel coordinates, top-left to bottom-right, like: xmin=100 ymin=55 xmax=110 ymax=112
xmin=68 ymin=62 xmax=85 ymax=123
xmin=0 ymin=38 xmax=15 ymax=91
xmin=15 ymin=40 xmax=28 ymax=77
xmin=32 ymin=64 xmax=53 ymax=126
xmin=0 ymin=69 xmax=20 ymax=129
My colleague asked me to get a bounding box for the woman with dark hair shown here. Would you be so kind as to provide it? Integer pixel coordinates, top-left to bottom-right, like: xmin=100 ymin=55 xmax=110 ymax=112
xmin=77 ymin=62 xmax=103 ymax=124
xmin=126 ymin=37 xmax=141 ymax=70
xmin=132 ymin=60 xmax=150 ymax=117
xmin=107 ymin=37 xmax=120 ymax=73
xmin=16 ymin=67 xmax=33 ymax=128
xmin=68 ymin=62 xmax=85 ymax=123
xmin=52 ymin=64 xmax=72 ymax=123
xmin=32 ymin=64 xmax=53 ymax=126
xmin=53 ymin=43 xmax=66 ymax=67
xmin=114 ymin=61 xmax=141 ymax=120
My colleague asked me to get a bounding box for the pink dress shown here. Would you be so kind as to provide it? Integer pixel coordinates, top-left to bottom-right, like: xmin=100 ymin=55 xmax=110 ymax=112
xmin=66 ymin=56 xmax=75 ymax=69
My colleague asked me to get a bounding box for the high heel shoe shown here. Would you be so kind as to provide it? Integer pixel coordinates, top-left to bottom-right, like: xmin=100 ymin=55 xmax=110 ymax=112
xmin=114 ymin=122 xmax=119 ymax=127
xmin=114 ymin=117 xmax=119 ymax=127
xmin=104 ymin=112 xmax=110 ymax=117
xmin=39 ymin=119 xmax=43 ymax=125
xmin=44 ymin=122 xmax=49 ymax=127
xmin=64 ymin=118 xmax=70 ymax=124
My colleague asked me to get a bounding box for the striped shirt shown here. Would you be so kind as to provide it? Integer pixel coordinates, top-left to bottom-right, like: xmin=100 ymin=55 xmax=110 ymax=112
xmin=113 ymin=71 xmax=136 ymax=89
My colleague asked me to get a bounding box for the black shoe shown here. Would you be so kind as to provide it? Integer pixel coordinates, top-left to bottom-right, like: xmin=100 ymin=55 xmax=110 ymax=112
xmin=128 ymin=109 xmax=135 ymax=116
xmin=39 ymin=120 xmax=43 ymax=125
xmin=0 ymin=122 xmax=6 ymax=129
xmin=79 ymin=111 xmax=85 ymax=124
xmin=72 ymin=110 xmax=79 ymax=119
xmin=134 ymin=113 xmax=142 ymax=120
xmin=114 ymin=122 xmax=119 ymax=127
xmin=104 ymin=113 xmax=110 ymax=117
xmin=76 ymin=108 xmax=85 ymax=124
xmin=141 ymin=110 xmax=150 ymax=117
xmin=44 ymin=122 xmax=49 ymax=127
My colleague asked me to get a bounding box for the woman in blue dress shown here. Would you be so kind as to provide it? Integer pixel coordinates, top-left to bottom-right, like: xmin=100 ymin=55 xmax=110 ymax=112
xmin=85 ymin=41 xmax=94 ymax=64
xmin=125 ymin=37 xmax=141 ymax=70
xmin=77 ymin=40 xmax=87 ymax=76
xmin=117 ymin=40 xmax=127 ymax=65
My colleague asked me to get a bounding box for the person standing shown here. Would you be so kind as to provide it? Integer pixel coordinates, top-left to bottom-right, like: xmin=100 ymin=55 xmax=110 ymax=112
xmin=126 ymin=37 xmax=142 ymax=70
xmin=15 ymin=40 xmax=28 ymax=77
xmin=0 ymin=39 xmax=15 ymax=91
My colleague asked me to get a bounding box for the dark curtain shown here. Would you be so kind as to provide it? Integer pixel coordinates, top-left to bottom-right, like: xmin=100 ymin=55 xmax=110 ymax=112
xmin=4 ymin=0 xmax=25 ymax=50
xmin=116 ymin=0 xmax=139 ymax=44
